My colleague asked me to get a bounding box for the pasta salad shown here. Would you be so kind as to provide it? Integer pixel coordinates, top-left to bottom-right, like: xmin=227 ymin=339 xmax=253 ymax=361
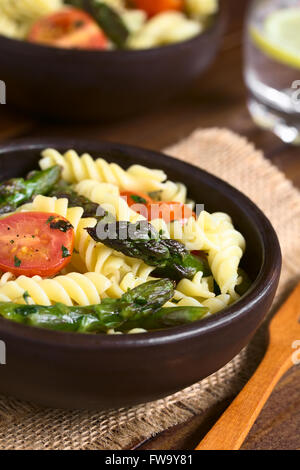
xmin=0 ymin=0 xmax=219 ymax=50
xmin=0 ymin=148 xmax=251 ymax=335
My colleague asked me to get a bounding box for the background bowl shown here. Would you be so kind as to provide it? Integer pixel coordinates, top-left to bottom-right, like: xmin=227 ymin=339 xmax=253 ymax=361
xmin=0 ymin=139 xmax=281 ymax=410
xmin=0 ymin=5 xmax=226 ymax=122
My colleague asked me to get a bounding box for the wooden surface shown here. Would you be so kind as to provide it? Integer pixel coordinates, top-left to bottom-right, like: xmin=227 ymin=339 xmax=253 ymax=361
xmin=195 ymin=283 xmax=300 ymax=450
xmin=0 ymin=0 xmax=299 ymax=450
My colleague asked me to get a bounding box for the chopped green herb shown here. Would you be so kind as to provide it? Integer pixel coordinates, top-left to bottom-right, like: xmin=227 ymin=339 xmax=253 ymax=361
xmin=74 ymin=19 xmax=84 ymax=28
xmin=23 ymin=291 xmax=30 ymax=304
xmin=131 ymin=194 xmax=147 ymax=204
xmin=14 ymin=255 xmax=21 ymax=267
xmin=61 ymin=245 xmax=71 ymax=258
xmin=10 ymin=240 xmax=14 ymax=244
xmin=50 ymin=219 xmax=73 ymax=233
xmin=134 ymin=296 xmax=148 ymax=306
xmin=46 ymin=216 xmax=55 ymax=225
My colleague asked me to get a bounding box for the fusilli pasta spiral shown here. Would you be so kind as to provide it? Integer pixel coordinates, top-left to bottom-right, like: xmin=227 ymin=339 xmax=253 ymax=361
xmin=176 ymin=272 xmax=215 ymax=300
xmin=0 ymin=272 xmax=112 ymax=306
xmin=0 ymin=14 xmax=26 ymax=39
xmin=19 ymin=195 xmax=84 ymax=234
xmin=127 ymin=11 xmax=202 ymax=49
xmin=185 ymin=0 xmax=219 ymax=19
xmin=72 ymin=217 xmax=143 ymax=281
xmin=168 ymin=211 xmax=220 ymax=251
xmin=121 ymin=9 xmax=147 ymax=34
xmin=169 ymin=211 xmax=245 ymax=295
xmin=39 ymin=149 xmax=168 ymax=193
xmin=202 ymin=294 xmax=231 ymax=314
xmin=207 ymin=213 xmax=245 ymax=296
xmin=75 ymin=179 xmax=144 ymax=223
xmin=0 ymin=0 xmax=62 ymax=21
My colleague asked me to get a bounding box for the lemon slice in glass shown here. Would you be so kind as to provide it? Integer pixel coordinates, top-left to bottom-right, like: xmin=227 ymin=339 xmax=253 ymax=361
xmin=250 ymin=7 xmax=300 ymax=70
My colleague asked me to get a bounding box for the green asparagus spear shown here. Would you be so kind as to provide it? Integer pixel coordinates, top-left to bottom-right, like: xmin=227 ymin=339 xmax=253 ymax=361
xmin=118 ymin=278 xmax=175 ymax=320
xmin=120 ymin=306 xmax=209 ymax=331
xmin=0 ymin=166 xmax=61 ymax=215
xmin=65 ymin=0 xmax=129 ymax=48
xmin=0 ymin=301 xmax=121 ymax=333
xmin=0 ymin=279 xmax=175 ymax=333
xmin=89 ymin=1 xmax=129 ymax=48
xmin=50 ymin=182 xmax=106 ymax=219
xmin=86 ymin=221 xmax=211 ymax=281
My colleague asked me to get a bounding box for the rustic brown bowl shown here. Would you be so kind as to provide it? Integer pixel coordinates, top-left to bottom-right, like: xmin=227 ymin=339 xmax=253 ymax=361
xmin=0 ymin=5 xmax=226 ymax=122
xmin=0 ymin=139 xmax=281 ymax=410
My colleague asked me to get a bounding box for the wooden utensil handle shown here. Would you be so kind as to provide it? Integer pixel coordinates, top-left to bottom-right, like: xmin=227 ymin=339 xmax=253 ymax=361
xmin=195 ymin=347 xmax=293 ymax=450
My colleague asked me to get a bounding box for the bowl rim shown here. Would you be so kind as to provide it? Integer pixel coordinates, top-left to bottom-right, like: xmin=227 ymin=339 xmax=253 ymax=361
xmin=0 ymin=138 xmax=282 ymax=349
xmin=0 ymin=3 xmax=226 ymax=58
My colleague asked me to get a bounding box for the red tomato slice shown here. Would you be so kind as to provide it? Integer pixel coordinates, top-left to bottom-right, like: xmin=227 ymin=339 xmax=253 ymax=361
xmin=28 ymin=8 xmax=108 ymax=50
xmin=0 ymin=212 xmax=74 ymax=278
xmin=133 ymin=0 xmax=184 ymax=17
xmin=120 ymin=191 xmax=154 ymax=219
xmin=120 ymin=191 xmax=154 ymax=207
xmin=147 ymin=201 xmax=196 ymax=224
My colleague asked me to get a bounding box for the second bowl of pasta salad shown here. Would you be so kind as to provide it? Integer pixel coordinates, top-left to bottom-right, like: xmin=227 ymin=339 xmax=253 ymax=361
xmin=0 ymin=0 xmax=219 ymax=50
xmin=0 ymin=1 xmax=226 ymax=120
xmin=0 ymin=139 xmax=281 ymax=409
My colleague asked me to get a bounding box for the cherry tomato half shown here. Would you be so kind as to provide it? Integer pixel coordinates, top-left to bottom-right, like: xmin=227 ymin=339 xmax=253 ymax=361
xmin=28 ymin=8 xmax=108 ymax=50
xmin=120 ymin=191 xmax=154 ymax=218
xmin=133 ymin=0 xmax=184 ymax=17
xmin=0 ymin=212 xmax=74 ymax=277
xmin=120 ymin=191 xmax=154 ymax=207
xmin=147 ymin=201 xmax=196 ymax=224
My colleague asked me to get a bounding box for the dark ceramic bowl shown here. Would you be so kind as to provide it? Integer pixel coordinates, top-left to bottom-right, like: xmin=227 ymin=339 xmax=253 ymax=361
xmin=0 ymin=5 xmax=226 ymax=122
xmin=0 ymin=139 xmax=281 ymax=410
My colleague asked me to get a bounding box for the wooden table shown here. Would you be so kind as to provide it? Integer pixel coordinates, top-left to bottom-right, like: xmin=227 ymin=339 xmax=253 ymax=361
xmin=0 ymin=0 xmax=299 ymax=450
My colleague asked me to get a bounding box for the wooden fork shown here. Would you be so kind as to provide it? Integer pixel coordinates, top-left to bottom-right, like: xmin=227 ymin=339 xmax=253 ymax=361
xmin=195 ymin=282 xmax=300 ymax=450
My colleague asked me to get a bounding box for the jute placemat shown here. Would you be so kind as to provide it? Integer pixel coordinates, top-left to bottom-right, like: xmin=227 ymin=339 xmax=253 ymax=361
xmin=0 ymin=128 xmax=299 ymax=450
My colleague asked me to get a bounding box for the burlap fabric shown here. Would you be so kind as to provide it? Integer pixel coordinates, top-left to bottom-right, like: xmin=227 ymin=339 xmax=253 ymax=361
xmin=0 ymin=128 xmax=299 ymax=450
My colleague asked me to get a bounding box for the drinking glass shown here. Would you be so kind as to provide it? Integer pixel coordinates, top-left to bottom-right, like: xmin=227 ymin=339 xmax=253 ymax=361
xmin=244 ymin=0 xmax=300 ymax=144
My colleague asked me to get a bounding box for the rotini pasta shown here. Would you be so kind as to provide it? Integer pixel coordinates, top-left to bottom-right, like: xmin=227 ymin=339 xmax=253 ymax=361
xmin=176 ymin=272 xmax=215 ymax=300
xmin=127 ymin=12 xmax=202 ymax=49
xmin=0 ymin=272 xmax=112 ymax=306
xmin=169 ymin=211 xmax=245 ymax=296
xmin=0 ymin=0 xmax=63 ymax=21
xmin=71 ymin=217 xmax=134 ymax=280
xmin=0 ymin=14 xmax=27 ymax=39
xmin=202 ymin=294 xmax=231 ymax=314
xmin=71 ymin=215 xmax=155 ymax=285
xmin=0 ymin=145 xmax=249 ymax=334
xmin=0 ymin=0 xmax=218 ymax=50
xmin=40 ymin=149 xmax=169 ymax=193
xmin=105 ymin=271 xmax=152 ymax=298
xmin=185 ymin=0 xmax=219 ymax=19
xmin=159 ymin=181 xmax=188 ymax=205
xmin=0 ymin=271 xmax=15 ymax=286
xmin=121 ymin=9 xmax=147 ymax=34
xmin=19 ymin=195 xmax=84 ymax=234
xmin=168 ymin=211 xmax=221 ymax=251
xmin=40 ymin=149 xmax=189 ymax=204
xmin=207 ymin=212 xmax=245 ymax=296
xmin=75 ymin=179 xmax=145 ymax=223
